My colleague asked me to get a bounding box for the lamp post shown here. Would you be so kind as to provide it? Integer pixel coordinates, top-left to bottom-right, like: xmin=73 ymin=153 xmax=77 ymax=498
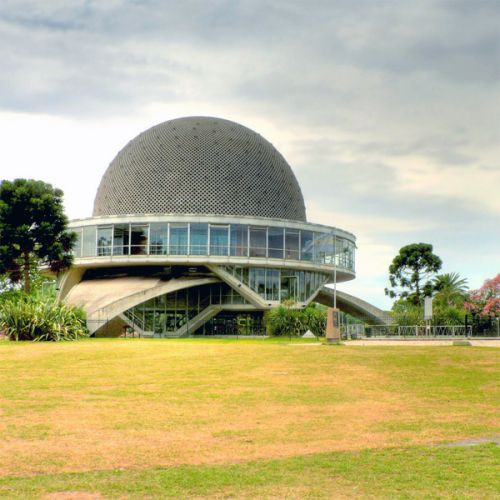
xmin=325 ymin=230 xmax=341 ymax=344
xmin=333 ymin=229 xmax=337 ymax=309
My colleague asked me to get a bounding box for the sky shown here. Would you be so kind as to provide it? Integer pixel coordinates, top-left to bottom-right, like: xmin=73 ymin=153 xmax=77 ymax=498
xmin=0 ymin=0 xmax=498 ymax=309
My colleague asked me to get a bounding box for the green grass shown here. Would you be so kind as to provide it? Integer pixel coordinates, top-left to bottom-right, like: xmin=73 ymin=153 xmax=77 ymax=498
xmin=0 ymin=444 xmax=497 ymax=499
xmin=0 ymin=338 xmax=498 ymax=497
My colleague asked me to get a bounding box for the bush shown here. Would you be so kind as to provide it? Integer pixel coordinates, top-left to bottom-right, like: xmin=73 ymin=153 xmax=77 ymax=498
xmin=391 ymin=298 xmax=467 ymax=326
xmin=432 ymin=305 xmax=466 ymax=326
xmin=0 ymin=296 xmax=88 ymax=341
xmin=391 ymin=299 xmax=424 ymax=326
xmin=302 ymin=305 xmax=327 ymax=336
xmin=265 ymin=303 xmax=326 ymax=337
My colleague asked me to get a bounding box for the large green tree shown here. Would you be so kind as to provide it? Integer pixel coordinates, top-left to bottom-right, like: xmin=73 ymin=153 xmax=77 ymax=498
xmin=385 ymin=243 xmax=442 ymax=305
xmin=0 ymin=179 xmax=76 ymax=293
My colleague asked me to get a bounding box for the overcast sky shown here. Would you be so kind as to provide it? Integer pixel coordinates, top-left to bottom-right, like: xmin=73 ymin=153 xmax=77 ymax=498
xmin=1 ymin=0 xmax=498 ymax=308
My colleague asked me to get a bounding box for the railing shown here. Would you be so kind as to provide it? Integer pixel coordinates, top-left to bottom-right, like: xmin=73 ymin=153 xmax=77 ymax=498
xmin=341 ymin=324 xmax=475 ymax=339
xmin=123 ymin=310 xmax=146 ymax=333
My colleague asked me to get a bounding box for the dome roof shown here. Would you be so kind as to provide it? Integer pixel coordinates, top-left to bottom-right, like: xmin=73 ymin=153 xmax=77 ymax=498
xmin=93 ymin=116 xmax=306 ymax=221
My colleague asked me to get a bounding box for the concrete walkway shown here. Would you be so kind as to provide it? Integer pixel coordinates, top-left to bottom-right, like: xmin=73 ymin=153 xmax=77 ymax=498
xmin=347 ymin=339 xmax=500 ymax=347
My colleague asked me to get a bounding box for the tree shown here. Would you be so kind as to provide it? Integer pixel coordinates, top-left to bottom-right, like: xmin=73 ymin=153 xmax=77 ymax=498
xmin=0 ymin=179 xmax=76 ymax=293
xmin=433 ymin=272 xmax=468 ymax=307
xmin=385 ymin=243 xmax=442 ymax=305
xmin=464 ymin=274 xmax=500 ymax=318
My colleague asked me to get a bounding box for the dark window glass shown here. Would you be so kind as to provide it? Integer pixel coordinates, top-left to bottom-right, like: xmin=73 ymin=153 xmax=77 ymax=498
xmin=265 ymin=269 xmax=280 ymax=301
xmin=154 ymin=310 xmax=163 ymax=334
xmin=249 ymin=227 xmax=266 ymax=257
xmin=248 ymin=268 xmax=256 ymax=290
xmin=348 ymin=241 xmax=355 ymax=270
xmin=305 ymin=272 xmax=311 ymax=298
xmin=210 ymin=225 xmax=229 ymax=256
xmin=234 ymin=266 xmax=244 ymax=282
xmin=97 ymin=226 xmax=112 ymax=256
xmin=284 ymin=229 xmax=299 ymax=260
xmin=232 ymin=290 xmax=245 ymax=304
xmin=150 ymin=223 xmax=168 ymax=255
xmin=313 ymin=233 xmax=333 ymax=264
xmin=256 ymin=268 xmax=266 ymax=298
xmin=190 ymin=224 xmax=208 ymax=255
xmin=170 ymin=224 xmax=188 ymax=255
xmin=241 ymin=267 xmax=249 ymax=284
xmin=73 ymin=228 xmax=82 ymax=257
xmin=222 ymin=286 xmax=233 ymax=304
xmin=209 ymin=283 xmax=223 ymax=304
xmin=268 ymin=227 xmax=284 ymax=259
xmin=130 ymin=225 xmax=148 ymax=255
xmin=300 ymin=230 xmax=313 ymax=261
xmin=299 ymin=271 xmax=305 ymax=302
xmin=144 ymin=311 xmax=154 ymax=332
xmin=270 ymin=270 xmax=280 ymax=301
xmin=82 ymin=226 xmax=96 ymax=257
xmin=230 ymin=224 xmax=248 ymax=256
xmin=280 ymin=272 xmax=298 ymax=302
xmin=113 ymin=224 xmax=130 ymax=255
xmin=337 ymin=239 xmax=354 ymax=270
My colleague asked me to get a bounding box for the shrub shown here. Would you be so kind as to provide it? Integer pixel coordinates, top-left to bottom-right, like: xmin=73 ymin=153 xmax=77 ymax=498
xmin=265 ymin=305 xmax=293 ymax=337
xmin=432 ymin=305 xmax=466 ymax=326
xmin=302 ymin=305 xmax=327 ymax=336
xmin=0 ymin=296 xmax=88 ymax=341
xmin=265 ymin=303 xmax=326 ymax=337
xmin=391 ymin=299 xmax=424 ymax=326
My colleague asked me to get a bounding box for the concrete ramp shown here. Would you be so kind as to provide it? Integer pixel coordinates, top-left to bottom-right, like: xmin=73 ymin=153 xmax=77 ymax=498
xmin=315 ymin=287 xmax=391 ymax=325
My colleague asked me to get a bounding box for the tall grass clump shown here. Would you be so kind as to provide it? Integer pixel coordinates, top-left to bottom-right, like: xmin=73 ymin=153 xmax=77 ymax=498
xmin=0 ymin=296 xmax=88 ymax=341
xmin=265 ymin=303 xmax=326 ymax=337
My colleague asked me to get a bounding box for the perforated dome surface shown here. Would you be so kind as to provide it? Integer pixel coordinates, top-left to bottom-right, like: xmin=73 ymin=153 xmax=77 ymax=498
xmin=93 ymin=116 xmax=306 ymax=221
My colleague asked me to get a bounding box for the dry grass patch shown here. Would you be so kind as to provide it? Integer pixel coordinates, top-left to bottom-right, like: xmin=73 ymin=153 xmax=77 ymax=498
xmin=0 ymin=339 xmax=498 ymax=476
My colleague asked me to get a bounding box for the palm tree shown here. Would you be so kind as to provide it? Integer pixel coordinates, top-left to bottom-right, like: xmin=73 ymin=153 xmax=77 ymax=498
xmin=433 ymin=273 xmax=468 ymax=307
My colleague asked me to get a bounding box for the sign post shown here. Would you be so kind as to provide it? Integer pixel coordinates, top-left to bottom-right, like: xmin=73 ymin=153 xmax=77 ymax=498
xmin=424 ymin=296 xmax=433 ymax=336
xmin=325 ymin=307 xmax=341 ymax=344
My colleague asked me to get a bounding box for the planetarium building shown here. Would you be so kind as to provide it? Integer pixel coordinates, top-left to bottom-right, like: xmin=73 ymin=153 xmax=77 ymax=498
xmin=59 ymin=117 xmax=357 ymax=336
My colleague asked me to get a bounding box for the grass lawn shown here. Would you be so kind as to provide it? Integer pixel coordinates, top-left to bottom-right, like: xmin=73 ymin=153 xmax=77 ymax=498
xmin=0 ymin=338 xmax=498 ymax=498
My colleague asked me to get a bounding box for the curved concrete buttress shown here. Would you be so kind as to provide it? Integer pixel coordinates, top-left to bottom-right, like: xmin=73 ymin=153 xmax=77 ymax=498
xmin=57 ymin=267 xmax=85 ymax=301
xmin=315 ymin=287 xmax=392 ymax=325
xmin=65 ymin=276 xmax=219 ymax=334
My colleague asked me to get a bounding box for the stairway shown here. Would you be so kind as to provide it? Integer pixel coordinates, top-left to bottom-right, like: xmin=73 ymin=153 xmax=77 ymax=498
xmin=173 ymin=305 xmax=223 ymax=337
xmin=119 ymin=312 xmax=152 ymax=337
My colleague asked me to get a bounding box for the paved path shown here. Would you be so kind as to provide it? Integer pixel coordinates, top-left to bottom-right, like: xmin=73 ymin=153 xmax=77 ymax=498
xmin=347 ymin=339 xmax=500 ymax=347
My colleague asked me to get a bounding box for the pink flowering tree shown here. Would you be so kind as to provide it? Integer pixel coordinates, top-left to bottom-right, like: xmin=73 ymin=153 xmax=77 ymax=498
xmin=464 ymin=274 xmax=500 ymax=318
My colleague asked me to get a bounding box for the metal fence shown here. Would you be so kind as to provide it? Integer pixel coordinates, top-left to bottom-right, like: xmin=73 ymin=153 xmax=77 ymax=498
xmin=465 ymin=315 xmax=499 ymax=337
xmin=87 ymin=316 xmax=498 ymax=339
xmin=341 ymin=324 xmax=479 ymax=339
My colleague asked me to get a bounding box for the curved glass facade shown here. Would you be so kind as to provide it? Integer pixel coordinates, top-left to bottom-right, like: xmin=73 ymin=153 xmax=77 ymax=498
xmin=221 ymin=266 xmax=330 ymax=303
xmin=72 ymin=221 xmax=355 ymax=271
xmin=124 ymin=282 xmax=250 ymax=336
xmin=120 ymin=264 xmax=330 ymax=338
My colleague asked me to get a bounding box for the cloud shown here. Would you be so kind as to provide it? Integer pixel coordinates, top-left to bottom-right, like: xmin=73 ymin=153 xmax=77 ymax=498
xmin=0 ymin=0 xmax=498 ymax=308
